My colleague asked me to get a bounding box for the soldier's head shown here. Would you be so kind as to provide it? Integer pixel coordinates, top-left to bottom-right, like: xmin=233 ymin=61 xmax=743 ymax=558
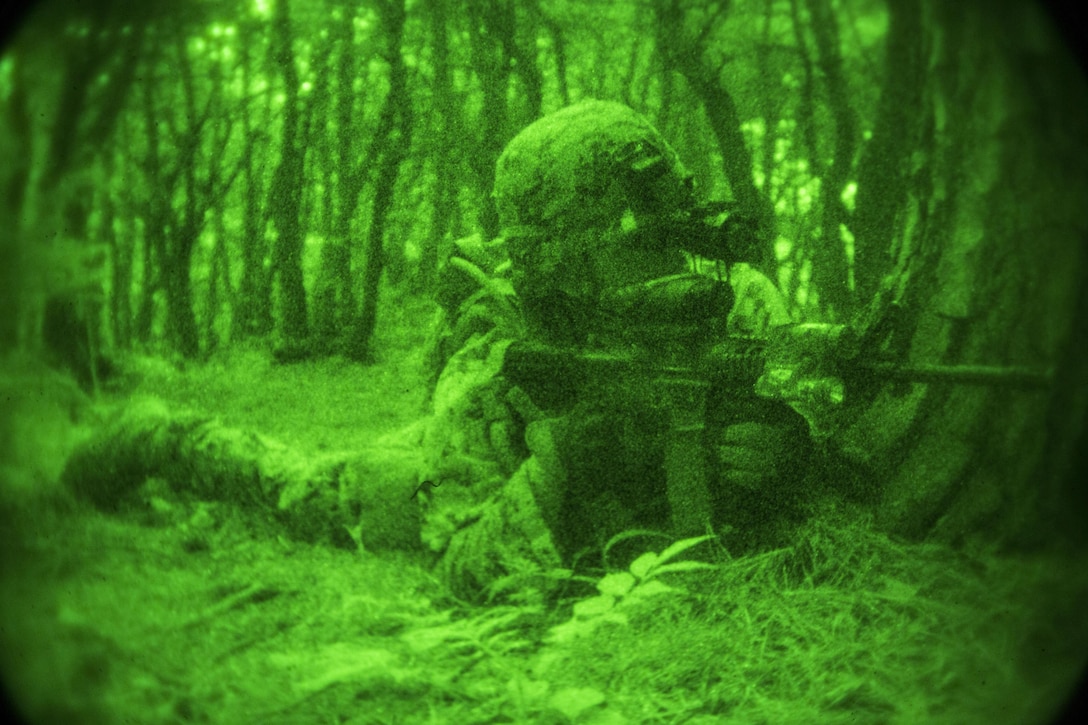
xmin=493 ymin=100 xmax=700 ymax=343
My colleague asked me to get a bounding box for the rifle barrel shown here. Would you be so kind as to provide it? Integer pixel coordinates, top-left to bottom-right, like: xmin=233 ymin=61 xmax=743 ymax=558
xmin=865 ymin=362 xmax=1054 ymax=390
xmin=503 ymin=342 xmax=1056 ymax=394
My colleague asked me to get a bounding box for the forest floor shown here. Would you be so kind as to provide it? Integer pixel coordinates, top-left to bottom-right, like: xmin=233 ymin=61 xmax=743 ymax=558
xmin=2 ymin=294 xmax=1088 ymax=725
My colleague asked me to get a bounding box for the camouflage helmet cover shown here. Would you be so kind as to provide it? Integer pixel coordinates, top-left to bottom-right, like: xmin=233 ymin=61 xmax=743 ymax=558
xmin=493 ymin=100 xmax=695 ymax=238
xmin=493 ymin=101 xmax=699 ymax=343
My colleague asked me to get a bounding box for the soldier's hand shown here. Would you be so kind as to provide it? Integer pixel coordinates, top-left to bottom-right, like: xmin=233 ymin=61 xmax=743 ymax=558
xmin=715 ymin=421 xmax=810 ymax=491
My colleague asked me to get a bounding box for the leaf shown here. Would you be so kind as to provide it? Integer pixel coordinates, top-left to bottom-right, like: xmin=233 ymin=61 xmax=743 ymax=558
xmin=655 ymin=534 xmax=716 ymax=566
xmin=447 ymin=256 xmax=525 ymax=337
xmin=546 ymin=568 xmax=575 ymax=580
xmin=649 ymin=561 xmax=719 ymax=576
xmin=628 ymin=552 xmax=659 ymax=580
xmin=401 ymin=623 xmax=467 ymax=653
xmin=292 ymin=645 xmax=404 ymax=694
xmin=573 ymin=594 xmax=615 ymax=619
xmin=489 ymin=631 xmax=533 ymax=654
xmin=625 ymin=579 xmax=678 ymax=599
xmin=473 ymin=607 xmax=526 ymax=636
xmin=602 ymin=529 xmax=672 ymax=565
xmin=596 ymin=572 xmax=636 ymax=598
xmin=549 ymin=687 xmax=606 ymax=721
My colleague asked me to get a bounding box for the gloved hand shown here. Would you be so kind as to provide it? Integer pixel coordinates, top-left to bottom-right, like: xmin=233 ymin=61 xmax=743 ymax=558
xmin=712 ymin=409 xmax=813 ymax=549
xmin=716 ymin=420 xmax=811 ymax=492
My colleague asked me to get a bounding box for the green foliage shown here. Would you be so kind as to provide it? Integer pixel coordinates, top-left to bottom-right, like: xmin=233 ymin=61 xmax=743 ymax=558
xmin=394 ymin=593 xmax=635 ymax=723
xmin=4 ymin=0 xmax=900 ymax=358
xmin=401 ymin=605 xmax=539 ymax=660
xmin=283 ymin=643 xmax=416 ymax=696
xmin=546 ymin=534 xmax=717 ymax=644
xmin=504 ymin=674 xmax=628 ymax=725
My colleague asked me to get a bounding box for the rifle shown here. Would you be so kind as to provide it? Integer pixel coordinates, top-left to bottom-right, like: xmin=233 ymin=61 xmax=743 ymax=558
xmin=501 ymin=320 xmax=1054 ymax=536
xmin=504 ymin=322 xmax=1053 ymax=425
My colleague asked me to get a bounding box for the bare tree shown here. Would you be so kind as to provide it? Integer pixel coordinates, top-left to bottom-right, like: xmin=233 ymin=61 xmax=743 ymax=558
xmin=267 ymin=0 xmax=310 ymax=355
xmin=653 ymin=0 xmax=778 ymax=273
xmin=346 ymin=0 xmax=414 ymax=362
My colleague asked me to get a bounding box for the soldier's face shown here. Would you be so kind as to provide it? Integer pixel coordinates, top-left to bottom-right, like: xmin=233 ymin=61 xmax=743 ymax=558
xmin=589 ymin=219 xmax=689 ymax=289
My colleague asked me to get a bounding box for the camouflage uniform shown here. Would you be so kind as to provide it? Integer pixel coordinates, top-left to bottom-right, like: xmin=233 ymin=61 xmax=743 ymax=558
xmin=421 ymin=101 xmax=808 ymax=601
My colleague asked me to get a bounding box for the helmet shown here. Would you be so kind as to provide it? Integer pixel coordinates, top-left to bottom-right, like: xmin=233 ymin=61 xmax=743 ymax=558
xmin=494 ymin=100 xmax=695 ymax=239
xmin=493 ymin=101 xmax=698 ymax=342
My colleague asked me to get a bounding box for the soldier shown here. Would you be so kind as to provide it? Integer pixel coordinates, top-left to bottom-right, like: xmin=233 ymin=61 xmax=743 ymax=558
xmin=421 ymin=100 xmax=811 ymax=601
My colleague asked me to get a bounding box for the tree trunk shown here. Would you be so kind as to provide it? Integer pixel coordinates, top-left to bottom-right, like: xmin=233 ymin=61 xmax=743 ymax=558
xmin=163 ymin=26 xmax=217 ymax=361
xmin=843 ymin=1 xmax=1088 ymax=552
xmin=135 ymin=63 xmax=166 ymax=346
xmin=803 ymin=0 xmax=858 ymax=319
xmin=105 ymin=177 xmax=134 ymax=351
xmin=40 ymin=4 xmax=141 ymax=188
xmin=542 ymin=16 xmax=570 ymax=107
xmin=134 ymin=225 xmax=158 ymax=345
xmin=347 ymin=0 xmax=413 ymax=363
xmin=851 ymin=0 xmax=926 ymax=306
xmin=233 ymin=20 xmax=274 ymax=342
xmin=205 ymin=211 xmax=231 ymax=354
xmin=235 ymin=146 xmax=274 ymax=341
xmin=463 ymin=0 xmax=536 ymax=240
xmin=313 ymin=15 xmax=370 ymax=352
xmin=655 ymin=0 xmax=778 ymax=274
xmin=0 ymin=57 xmax=31 ymax=351
xmin=164 ymin=223 xmax=201 ymax=359
xmin=268 ymin=0 xmax=310 ymax=353
xmin=421 ymin=0 xmax=459 ymax=289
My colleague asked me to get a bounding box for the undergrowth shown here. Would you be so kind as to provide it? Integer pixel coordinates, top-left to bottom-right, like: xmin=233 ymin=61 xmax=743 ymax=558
xmin=330 ymin=507 xmax=1088 ymax=725
xmin=17 ymin=312 xmax=1082 ymax=724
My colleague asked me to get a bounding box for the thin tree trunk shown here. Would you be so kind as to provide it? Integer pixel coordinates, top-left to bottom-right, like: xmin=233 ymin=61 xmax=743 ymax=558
xmin=803 ymin=0 xmax=858 ymax=319
xmin=104 ymin=172 xmax=133 ymax=351
xmin=655 ymin=0 xmax=777 ymax=274
xmin=164 ymin=29 xmax=211 ymax=360
xmin=347 ymin=0 xmax=412 ymax=362
xmin=135 ymin=57 xmax=166 ymax=346
xmin=0 ymin=57 xmax=31 ymax=350
xmin=165 ymin=220 xmax=201 ymax=359
xmin=315 ymin=35 xmax=363 ymax=352
xmin=268 ymin=0 xmax=310 ymax=353
xmin=422 ymin=0 xmax=459 ymax=288
xmin=851 ymin=0 xmax=926 ymax=306
xmin=233 ymin=20 xmax=274 ymax=342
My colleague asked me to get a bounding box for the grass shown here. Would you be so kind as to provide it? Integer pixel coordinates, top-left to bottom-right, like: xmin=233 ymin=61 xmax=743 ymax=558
xmin=532 ymin=511 xmax=1088 ymax=724
xmin=1 ymin=296 xmax=1086 ymax=723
